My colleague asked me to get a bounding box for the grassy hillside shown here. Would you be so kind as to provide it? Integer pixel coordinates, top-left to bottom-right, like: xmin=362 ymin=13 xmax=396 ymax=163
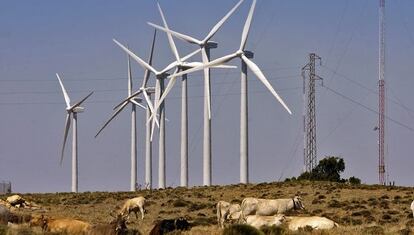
xmin=2 ymin=181 xmax=414 ymax=234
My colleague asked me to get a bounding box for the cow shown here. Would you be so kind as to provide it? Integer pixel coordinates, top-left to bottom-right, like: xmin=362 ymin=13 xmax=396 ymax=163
xmin=216 ymin=201 xmax=241 ymax=228
xmin=87 ymin=214 xmax=139 ymax=235
xmin=149 ymin=218 xmax=190 ymax=235
xmin=30 ymin=215 xmax=91 ymax=234
xmin=285 ymin=216 xmax=339 ymax=231
xmin=244 ymin=214 xmax=286 ymax=229
xmin=240 ymin=196 xmax=305 ymax=221
xmin=0 ymin=205 xmax=31 ymax=225
xmin=119 ymin=196 xmax=146 ymax=220
xmin=6 ymin=195 xmax=27 ymax=208
xmin=411 ymin=200 xmax=414 ymax=218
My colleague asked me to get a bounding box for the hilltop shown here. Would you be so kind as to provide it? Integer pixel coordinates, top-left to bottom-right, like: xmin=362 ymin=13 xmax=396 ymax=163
xmin=2 ymin=181 xmax=414 ymax=234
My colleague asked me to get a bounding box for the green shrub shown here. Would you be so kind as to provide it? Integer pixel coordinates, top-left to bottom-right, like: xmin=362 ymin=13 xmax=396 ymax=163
xmin=348 ymin=176 xmax=361 ymax=185
xmin=222 ymin=224 xmax=264 ymax=235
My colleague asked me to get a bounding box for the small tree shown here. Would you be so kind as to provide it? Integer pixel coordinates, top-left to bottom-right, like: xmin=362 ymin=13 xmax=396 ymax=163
xmin=348 ymin=176 xmax=361 ymax=185
xmin=297 ymin=156 xmax=345 ymax=182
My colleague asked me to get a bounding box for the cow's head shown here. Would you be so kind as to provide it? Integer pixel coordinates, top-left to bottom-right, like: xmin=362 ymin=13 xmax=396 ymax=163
xmin=293 ymin=196 xmax=305 ymax=210
xmin=273 ymin=214 xmax=286 ymax=226
xmin=29 ymin=214 xmax=48 ymax=231
xmin=111 ymin=214 xmax=128 ymax=235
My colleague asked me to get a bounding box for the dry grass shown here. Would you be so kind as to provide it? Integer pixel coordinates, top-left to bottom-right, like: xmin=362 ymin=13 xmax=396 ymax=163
xmin=1 ymin=181 xmax=414 ymax=234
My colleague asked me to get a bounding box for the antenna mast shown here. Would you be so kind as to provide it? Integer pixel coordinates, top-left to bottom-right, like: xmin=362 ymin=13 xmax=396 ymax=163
xmin=378 ymin=0 xmax=386 ymax=185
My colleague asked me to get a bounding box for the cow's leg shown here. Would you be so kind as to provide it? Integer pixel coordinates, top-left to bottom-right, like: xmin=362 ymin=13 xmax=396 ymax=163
xmin=134 ymin=211 xmax=139 ymax=220
xmin=139 ymin=206 xmax=144 ymax=220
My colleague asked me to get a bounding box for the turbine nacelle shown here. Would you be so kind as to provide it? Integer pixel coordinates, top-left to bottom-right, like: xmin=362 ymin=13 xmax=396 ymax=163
xmin=72 ymin=106 xmax=85 ymax=113
xmin=243 ymin=50 xmax=254 ymax=59
xmin=205 ymin=41 xmax=218 ymax=49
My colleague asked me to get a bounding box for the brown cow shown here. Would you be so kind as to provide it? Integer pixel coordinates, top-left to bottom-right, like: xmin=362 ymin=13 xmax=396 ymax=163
xmin=30 ymin=215 xmax=91 ymax=234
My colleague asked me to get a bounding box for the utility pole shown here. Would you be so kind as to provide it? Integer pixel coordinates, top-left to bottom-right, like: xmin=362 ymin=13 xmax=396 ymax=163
xmin=378 ymin=0 xmax=386 ymax=185
xmin=302 ymin=53 xmax=322 ymax=173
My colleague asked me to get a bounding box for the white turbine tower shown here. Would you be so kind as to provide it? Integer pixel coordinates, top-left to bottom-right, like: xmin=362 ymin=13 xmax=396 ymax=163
xmin=56 ymin=73 xmax=93 ymax=193
xmin=148 ymin=0 xmax=244 ymax=186
xmin=171 ymin=0 xmax=292 ymax=184
xmin=95 ymin=32 xmax=157 ymax=191
xmin=112 ymin=39 xmax=201 ymax=189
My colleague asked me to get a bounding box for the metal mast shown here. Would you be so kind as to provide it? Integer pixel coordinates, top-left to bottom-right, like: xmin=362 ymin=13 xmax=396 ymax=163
xmin=378 ymin=0 xmax=386 ymax=185
xmin=302 ymin=53 xmax=322 ymax=172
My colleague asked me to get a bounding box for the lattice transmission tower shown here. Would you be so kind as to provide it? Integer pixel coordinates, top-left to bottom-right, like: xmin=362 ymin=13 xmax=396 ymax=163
xmin=302 ymin=53 xmax=322 ymax=172
xmin=378 ymin=0 xmax=386 ymax=185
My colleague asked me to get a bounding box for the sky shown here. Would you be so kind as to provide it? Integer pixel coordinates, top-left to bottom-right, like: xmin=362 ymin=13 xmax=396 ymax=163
xmin=0 ymin=0 xmax=414 ymax=193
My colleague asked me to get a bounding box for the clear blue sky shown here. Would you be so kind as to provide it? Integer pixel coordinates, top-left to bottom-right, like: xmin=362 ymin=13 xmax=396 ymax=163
xmin=1 ymin=0 xmax=413 ymax=193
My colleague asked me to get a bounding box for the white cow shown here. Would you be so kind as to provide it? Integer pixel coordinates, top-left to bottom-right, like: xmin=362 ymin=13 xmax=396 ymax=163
xmin=286 ymin=216 xmax=339 ymax=231
xmin=411 ymin=200 xmax=414 ymax=218
xmin=119 ymin=196 xmax=146 ymax=220
xmin=216 ymin=201 xmax=241 ymax=228
xmin=240 ymin=196 xmax=305 ymax=221
xmin=244 ymin=214 xmax=285 ymax=229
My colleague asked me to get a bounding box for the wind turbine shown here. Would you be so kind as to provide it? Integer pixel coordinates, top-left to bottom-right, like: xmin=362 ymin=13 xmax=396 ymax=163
xmin=56 ymin=73 xmax=93 ymax=193
xmin=112 ymin=39 xmax=201 ymax=189
xmin=95 ymin=31 xmax=157 ymax=191
xmin=148 ymin=0 xmax=244 ymax=186
xmin=149 ymin=2 xmax=237 ymax=187
xmin=170 ymin=0 xmax=292 ymax=184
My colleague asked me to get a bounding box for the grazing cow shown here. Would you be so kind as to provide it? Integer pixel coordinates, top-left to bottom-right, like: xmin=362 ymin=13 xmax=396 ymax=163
xmin=240 ymin=196 xmax=305 ymax=221
xmin=149 ymin=218 xmax=190 ymax=235
xmin=244 ymin=214 xmax=286 ymax=229
xmin=411 ymin=200 xmax=414 ymax=218
xmin=0 ymin=205 xmax=31 ymax=225
xmin=119 ymin=196 xmax=146 ymax=220
xmin=6 ymin=195 xmax=26 ymax=208
xmin=87 ymin=214 xmax=139 ymax=235
xmin=285 ymin=216 xmax=339 ymax=231
xmin=30 ymin=215 xmax=91 ymax=234
xmin=216 ymin=201 xmax=241 ymax=228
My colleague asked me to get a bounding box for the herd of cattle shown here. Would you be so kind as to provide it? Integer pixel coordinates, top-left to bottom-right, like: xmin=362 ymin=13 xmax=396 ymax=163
xmin=217 ymin=195 xmax=339 ymax=231
xmin=2 ymin=193 xmax=414 ymax=234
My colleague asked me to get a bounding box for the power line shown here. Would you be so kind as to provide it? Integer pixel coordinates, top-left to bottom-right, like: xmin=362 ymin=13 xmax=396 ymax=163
xmin=323 ymin=85 xmax=414 ymax=132
xmin=0 ymin=74 xmax=301 ymax=96
xmin=0 ymin=86 xmax=302 ymax=106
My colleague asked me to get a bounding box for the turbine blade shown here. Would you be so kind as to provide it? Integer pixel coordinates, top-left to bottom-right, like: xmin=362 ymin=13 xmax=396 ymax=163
xmin=60 ymin=113 xmax=71 ymax=165
xmin=70 ymin=92 xmax=93 ymax=110
xmin=131 ymin=99 xmax=147 ymax=110
xmin=154 ymin=68 xmax=179 ymax=116
xmin=181 ymin=48 xmax=202 ymax=62
xmin=142 ymin=29 xmax=157 ymax=88
xmin=240 ymin=0 xmax=257 ymax=51
xmin=184 ymin=62 xmax=237 ymax=69
xmin=143 ymin=90 xmax=156 ymax=117
xmin=113 ymin=90 xmax=142 ymax=110
xmin=201 ymin=48 xmax=212 ymax=120
xmin=203 ymin=0 xmax=244 ymax=43
xmin=113 ymin=39 xmax=159 ymax=75
xmin=147 ymin=22 xmax=202 ymax=45
xmin=56 ymin=73 xmax=71 ymax=108
xmin=160 ymin=48 xmax=201 ymax=74
xmin=95 ymin=101 xmax=129 ymax=138
xmin=127 ymin=55 xmax=133 ymax=96
xmin=157 ymin=2 xmax=181 ymax=62
xmin=168 ymin=52 xmax=238 ymax=79
xmin=242 ymin=55 xmax=292 ymax=114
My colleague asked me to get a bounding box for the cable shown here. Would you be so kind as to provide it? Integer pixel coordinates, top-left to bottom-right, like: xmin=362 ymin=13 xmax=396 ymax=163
xmin=323 ymin=85 xmax=414 ymax=132
xmin=322 ymin=65 xmax=414 ymax=116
